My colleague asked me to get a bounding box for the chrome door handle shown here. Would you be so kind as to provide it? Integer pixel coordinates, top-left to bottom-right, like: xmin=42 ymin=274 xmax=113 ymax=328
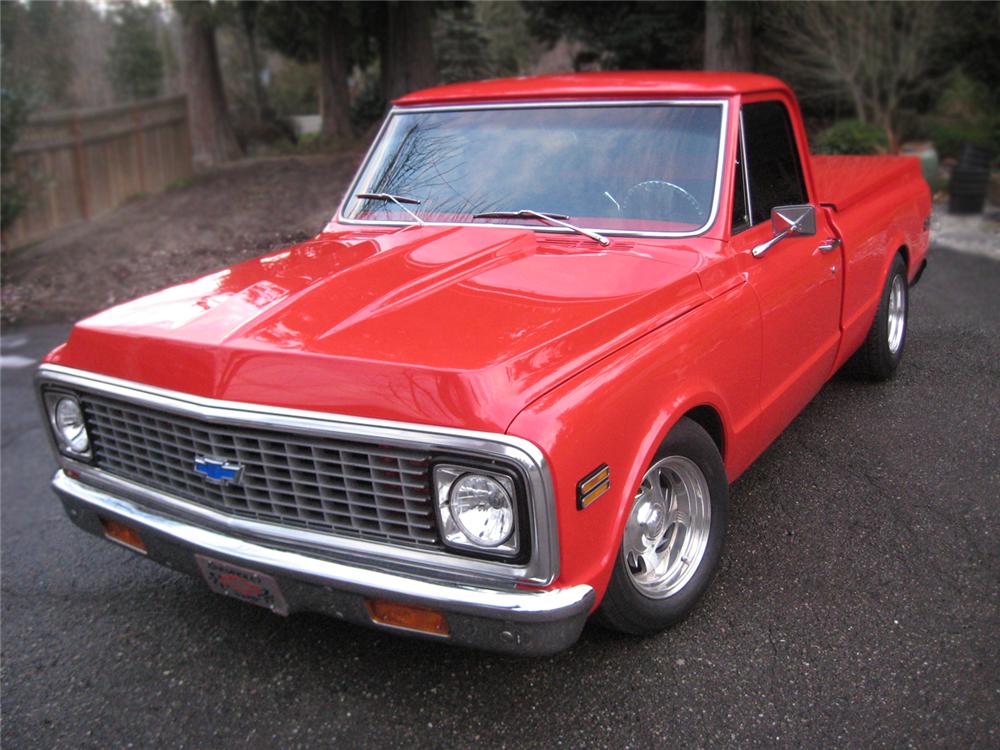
xmin=817 ymin=238 xmax=842 ymax=253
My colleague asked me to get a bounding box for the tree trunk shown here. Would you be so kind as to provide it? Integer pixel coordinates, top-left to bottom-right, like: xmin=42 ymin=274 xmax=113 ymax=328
xmin=381 ymin=1 xmax=438 ymax=102
xmin=318 ymin=6 xmax=354 ymax=142
xmin=876 ymin=111 xmax=900 ymax=154
xmin=703 ymin=1 xmax=753 ymax=71
xmin=180 ymin=4 xmax=241 ymax=167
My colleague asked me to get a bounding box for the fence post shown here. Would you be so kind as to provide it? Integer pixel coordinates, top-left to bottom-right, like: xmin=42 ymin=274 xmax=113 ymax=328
xmin=132 ymin=104 xmax=147 ymax=192
xmin=70 ymin=114 xmax=90 ymax=219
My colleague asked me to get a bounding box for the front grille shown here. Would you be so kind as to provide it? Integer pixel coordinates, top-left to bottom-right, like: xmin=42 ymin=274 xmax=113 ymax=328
xmin=72 ymin=390 xmax=443 ymax=549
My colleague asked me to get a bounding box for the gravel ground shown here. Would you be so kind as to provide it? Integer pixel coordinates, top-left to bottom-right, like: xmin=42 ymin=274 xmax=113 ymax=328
xmin=1 ymin=236 xmax=998 ymax=748
xmin=1 ymin=152 xmax=364 ymax=326
xmin=933 ymin=205 xmax=1000 ymax=261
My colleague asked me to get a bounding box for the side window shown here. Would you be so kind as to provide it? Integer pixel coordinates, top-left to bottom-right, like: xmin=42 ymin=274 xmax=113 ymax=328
xmin=742 ymin=100 xmax=807 ymax=225
xmin=731 ymin=131 xmax=750 ymax=233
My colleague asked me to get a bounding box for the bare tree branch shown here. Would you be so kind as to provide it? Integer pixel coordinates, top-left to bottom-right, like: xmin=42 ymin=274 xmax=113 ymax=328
xmin=762 ymin=1 xmax=941 ymax=151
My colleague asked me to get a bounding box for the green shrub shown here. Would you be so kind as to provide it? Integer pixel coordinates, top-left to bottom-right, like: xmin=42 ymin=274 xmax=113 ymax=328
xmin=928 ymin=117 xmax=1000 ymax=162
xmin=165 ymin=175 xmax=197 ymax=192
xmin=924 ymin=72 xmax=1000 ymax=163
xmin=293 ymin=131 xmax=328 ymax=153
xmin=815 ymin=120 xmax=889 ymax=155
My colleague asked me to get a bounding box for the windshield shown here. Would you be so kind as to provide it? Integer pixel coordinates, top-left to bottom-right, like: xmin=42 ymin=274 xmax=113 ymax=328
xmin=341 ymin=103 xmax=726 ymax=236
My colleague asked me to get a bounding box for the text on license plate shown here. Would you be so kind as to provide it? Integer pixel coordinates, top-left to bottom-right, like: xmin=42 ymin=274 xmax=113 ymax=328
xmin=195 ymin=554 xmax=289 ymax=616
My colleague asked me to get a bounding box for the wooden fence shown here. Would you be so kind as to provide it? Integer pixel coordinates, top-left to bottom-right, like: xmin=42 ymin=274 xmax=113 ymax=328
xmin=4 ymin=95 xmax=192 ymax=248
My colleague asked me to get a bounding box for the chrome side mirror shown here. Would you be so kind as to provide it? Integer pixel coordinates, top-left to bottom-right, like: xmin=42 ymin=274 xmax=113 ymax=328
xmin=751 ymin=204 xmax=816 ymax=257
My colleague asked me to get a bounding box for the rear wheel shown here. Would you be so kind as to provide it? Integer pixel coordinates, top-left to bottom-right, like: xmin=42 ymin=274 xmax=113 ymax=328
xmin=848 ymin=253 xmax=909 ymax=380
xmin=596 ymin=418 xmax=728 ymax=635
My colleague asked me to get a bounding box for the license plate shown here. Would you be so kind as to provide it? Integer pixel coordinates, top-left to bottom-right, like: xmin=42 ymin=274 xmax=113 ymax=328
xmin=196 ymin=555 xmax=289 ymax=616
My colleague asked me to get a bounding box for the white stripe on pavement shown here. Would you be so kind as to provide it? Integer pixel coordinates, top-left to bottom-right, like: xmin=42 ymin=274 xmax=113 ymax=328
xmin=0 ymin=355 xmax=36 ymax=369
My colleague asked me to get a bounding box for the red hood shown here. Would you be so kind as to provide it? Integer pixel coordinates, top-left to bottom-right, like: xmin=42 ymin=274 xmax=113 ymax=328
xmin=49 ymin=225 xmax=724 ymax=431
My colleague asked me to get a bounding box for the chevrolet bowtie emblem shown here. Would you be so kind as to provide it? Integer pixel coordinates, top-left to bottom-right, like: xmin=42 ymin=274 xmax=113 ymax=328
xmin=193 ymin=456 xmax=244 ymax=485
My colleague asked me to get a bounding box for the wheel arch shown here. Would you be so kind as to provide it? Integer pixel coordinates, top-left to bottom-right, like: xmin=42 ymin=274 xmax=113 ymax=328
xmin=684 ymin=404 xmax=726 ymax=463
xmin=639 ymin=395 xmax=733 ymax=482
xmin=883 ymin=229 xmax=910 ymax=281
xmin=897 ymin=243 xmax=910 ymax=274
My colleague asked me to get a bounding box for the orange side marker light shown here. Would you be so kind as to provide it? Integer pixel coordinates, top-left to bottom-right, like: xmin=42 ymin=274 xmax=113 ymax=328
xmin=366 ymin=599 xmax=450 ymax=636
xmin=100 ymin=517 xmax=147 ymax=554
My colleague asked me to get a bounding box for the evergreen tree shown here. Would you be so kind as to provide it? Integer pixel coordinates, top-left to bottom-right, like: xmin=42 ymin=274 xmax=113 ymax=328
xmin=435 ymin=5 xmax=494 ymax=84
xmin=258 ymin=1 xmax=358 ymax=141
xmin=108 ymin=4 xmax=164 ymax=101
xmin=525 ymin=1 xmax=705 ymax=71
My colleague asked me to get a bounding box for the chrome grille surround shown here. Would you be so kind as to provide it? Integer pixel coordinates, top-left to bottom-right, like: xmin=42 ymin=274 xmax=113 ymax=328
xmin=37 ymin=365 xmax=558 ymax=586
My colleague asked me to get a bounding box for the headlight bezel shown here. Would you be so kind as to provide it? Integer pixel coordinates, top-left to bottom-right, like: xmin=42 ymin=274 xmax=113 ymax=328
xmin=432 ymin=462 xmax=526 ymax=560
xmin=42 ymin=389 xmax=93 ymax=460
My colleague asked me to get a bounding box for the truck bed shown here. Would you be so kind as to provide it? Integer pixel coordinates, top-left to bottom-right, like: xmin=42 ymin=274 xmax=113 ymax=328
xmin=812 ymin=155 xmax=923 ymax=213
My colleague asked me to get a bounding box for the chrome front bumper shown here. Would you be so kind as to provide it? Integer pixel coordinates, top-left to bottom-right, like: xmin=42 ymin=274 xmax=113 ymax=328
xmin=52 ymin=471 xmax=594 ymax=655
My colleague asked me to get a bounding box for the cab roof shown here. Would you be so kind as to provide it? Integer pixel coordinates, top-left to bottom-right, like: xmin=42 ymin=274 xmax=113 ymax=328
xmin=394 ymin=71 xmax=791 ymax=107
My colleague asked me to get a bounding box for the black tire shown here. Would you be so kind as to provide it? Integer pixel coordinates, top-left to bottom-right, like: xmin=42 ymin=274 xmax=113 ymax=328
xmin=847 ymin=253 xmax=908 ymax=381
xmin=595 ymin=417 xmax=728 ymax=635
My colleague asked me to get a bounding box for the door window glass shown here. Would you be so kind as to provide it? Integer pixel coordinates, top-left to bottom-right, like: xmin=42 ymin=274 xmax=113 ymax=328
xmin=742 ymin=101 xmax=807 ymax=225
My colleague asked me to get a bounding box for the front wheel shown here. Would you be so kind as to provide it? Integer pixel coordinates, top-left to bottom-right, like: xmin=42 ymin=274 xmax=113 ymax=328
xmin=848 ymin=253 xmax=909 ymax=380
xmin=596 ymin=418 xmax=728 ymax=635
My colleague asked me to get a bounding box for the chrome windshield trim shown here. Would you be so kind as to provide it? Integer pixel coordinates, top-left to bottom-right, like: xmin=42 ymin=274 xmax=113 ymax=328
xmin=334 ymin=98 xmax=730 ymax=240
xmin=739 ymin=109 xmax=753 ymax=225
xmin=37 ymin=364 xmax=559 ymax=586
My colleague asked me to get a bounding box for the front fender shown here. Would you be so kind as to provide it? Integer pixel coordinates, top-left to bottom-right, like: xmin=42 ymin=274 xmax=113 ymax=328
xmin=507 ymin=281 xmax=761 ymax=604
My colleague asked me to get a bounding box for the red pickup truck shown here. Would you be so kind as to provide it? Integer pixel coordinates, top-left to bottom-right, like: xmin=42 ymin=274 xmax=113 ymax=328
xmin=38 ymin=72 xmax=930 ymax=654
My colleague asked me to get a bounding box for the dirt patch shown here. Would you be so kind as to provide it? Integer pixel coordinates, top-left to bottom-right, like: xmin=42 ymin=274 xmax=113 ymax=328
xmin=1 ymin=151 xmax=365 ymax=326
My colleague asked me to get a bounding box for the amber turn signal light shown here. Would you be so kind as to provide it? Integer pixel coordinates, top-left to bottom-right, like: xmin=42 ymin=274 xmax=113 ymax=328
xmin=100 ymin=517 xmax=147 ymax=554
xmin=366 ymin=599 xmax=450 ymax=636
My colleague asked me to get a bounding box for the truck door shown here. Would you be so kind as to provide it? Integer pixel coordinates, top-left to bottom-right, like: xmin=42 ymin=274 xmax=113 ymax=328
xmin=731 ymin=99 xmax=844 ymax=446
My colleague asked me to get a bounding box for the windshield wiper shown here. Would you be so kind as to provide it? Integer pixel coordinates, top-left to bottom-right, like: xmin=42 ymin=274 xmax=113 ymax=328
xmin=472 ymin=209 xmax=610 ymax=246
xmin=356 ymin=192 xmax=424 ymax=225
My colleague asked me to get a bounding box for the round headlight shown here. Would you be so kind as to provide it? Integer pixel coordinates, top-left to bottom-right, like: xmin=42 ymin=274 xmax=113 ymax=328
xmin=54 ymin=397 xmax=89 ymax=453
xmin=449 ymin=473 xmax=514 ymax=548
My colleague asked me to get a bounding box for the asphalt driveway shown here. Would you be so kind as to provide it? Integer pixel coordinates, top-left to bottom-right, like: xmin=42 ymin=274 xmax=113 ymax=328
xmin=2 ymin=244 xmax=997 ymax=749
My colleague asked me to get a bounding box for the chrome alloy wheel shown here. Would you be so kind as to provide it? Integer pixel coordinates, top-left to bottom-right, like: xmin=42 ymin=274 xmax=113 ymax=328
xmin=622 ymin=455 xmax=712 ymax=599
xmin=887 ymin=274 xmax=906 ymax=355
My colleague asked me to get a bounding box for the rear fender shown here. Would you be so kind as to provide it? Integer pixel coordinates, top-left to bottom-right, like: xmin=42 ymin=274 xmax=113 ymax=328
xmin=832 ymin=180 xmax=925 ymax=370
